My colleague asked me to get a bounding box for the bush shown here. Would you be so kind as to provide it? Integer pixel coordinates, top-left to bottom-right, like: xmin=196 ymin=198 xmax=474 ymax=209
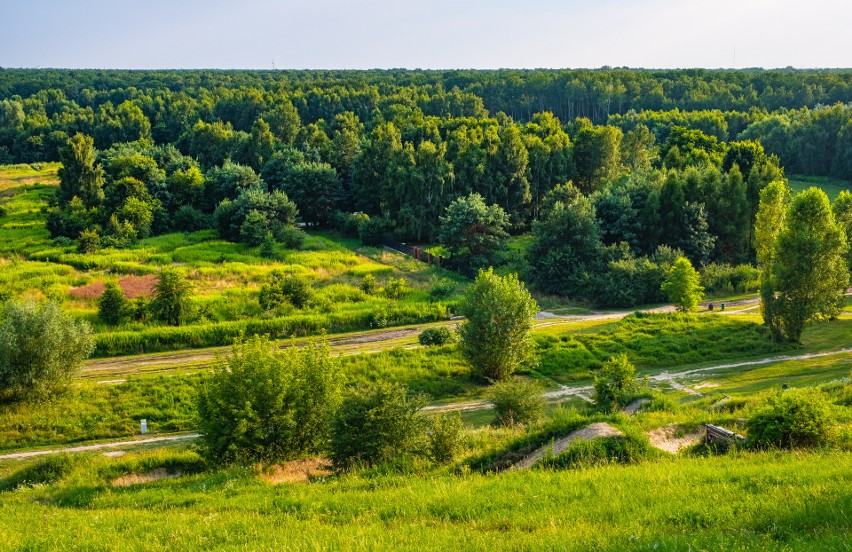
xmin=593 ymin=354 xmax=640 ymax=410
xmin=333 ymin=211 xmax=370 ymax=237
xmin=0 ymin=455 xmax=77 ymax=492
xmin=277 ymin=226 xmax=305 ymax=249
xmin=173 ymin=205 xmax=210 ymax=233
xmin=487 ymin=379 xmax=545 ymax=427
xmin=330 ymin=382 xmax=428 ymax=470
xmin=428 ymin=414 xmax=464 ymax=464
xmin=747 ymin=390 xmax=838 ymax=449
xmin=98 ymin=282 xmax=127 ymax=326
xmin=358 ymin=216 xmax=392 ymax=246
xmin=383 ymin=277 xmax=408 ymax=299
xmin=196 ymin=336 xmax=341 ymax=465
xmin=0 ymin=205 xmax=6 ymax=218
xmin=418 ymin=326 xmax=456 ymax=346
xmin=700 ymin=263 xmax=759 ymax=294
xmin=77 ymin=228 xmax=101 ymax=253
xmin=360 ymin=274 xmax=377 ymax=295
xmin=258 ymin=271 xmax=313 ymax=310
xmin=0 ymin=300 xmax=94 ymax=402
xmin=428 ymin=276 xmax=456 ymax=300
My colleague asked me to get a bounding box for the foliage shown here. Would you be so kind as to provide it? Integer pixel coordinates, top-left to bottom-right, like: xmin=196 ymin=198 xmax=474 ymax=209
xmin=330 ymin=382 xmax=428 ymax=470
xmin=487 ymin=378 xmax=545 ymax=427
xmin=360 ymin=274 xmax=377 ymax=294
xmin=150 ymin=268 xmax=194 ymax=326
xmin=427 ymin=413 xmax=465 ymax=464
xmin=459 ymin=269 xmax=538 ymax=381
xmin=383 ymin=276 xmax=408 ymax=299
xmin=661 ymin=257 xmax=704 ymax=312
xmin=427 ymin=276 xmax=455 ymax=300
xmin=593 ymin=354 xmax=640 ymax=410
xmin=258 ymin=271 xmax=314 ymax=310
xmin=438 ymin=193 xmax=509 ymax=269
xmin=0 ymin=300 xmax=94 ymax=402
xmin=196 ymin=336 xmax=341 ymax=465
xmin=747 ymin=390 xmax=838 ymax=449
xmin=418 ymin=326 xmax=456 ymax=346
xmin=97 ymin=282 xmax=127 ymax=326
xmin=766 ymin=187 xmax=849 ymax=341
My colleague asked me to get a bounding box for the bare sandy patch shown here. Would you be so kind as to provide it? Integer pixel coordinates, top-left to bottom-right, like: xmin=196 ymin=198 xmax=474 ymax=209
xmin=647 ymin=424 xmax=703 ymax=454
xmin=112 ymin=468 xmax=181 ymax=487
xmin=516 ymin=422 xmax=624 ymax=469
xmin=260 ymin=458 xmax=332 ymax=484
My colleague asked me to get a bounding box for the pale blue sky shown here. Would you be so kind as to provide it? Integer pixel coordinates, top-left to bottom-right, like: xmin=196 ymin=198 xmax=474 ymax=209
xmin=1 ymin=0 xmax=849 ymax=69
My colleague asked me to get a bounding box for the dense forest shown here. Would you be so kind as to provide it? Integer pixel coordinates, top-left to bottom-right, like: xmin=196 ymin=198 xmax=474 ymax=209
xmin=1 ymin=68 xmax=850 ymax=307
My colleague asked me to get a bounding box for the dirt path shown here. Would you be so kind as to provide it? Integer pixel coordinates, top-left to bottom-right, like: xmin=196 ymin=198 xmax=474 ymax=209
xmin=0 ymin=434 xmax=200 ymax=460
xmin=425 ymin=347 xmax=852 ymax=413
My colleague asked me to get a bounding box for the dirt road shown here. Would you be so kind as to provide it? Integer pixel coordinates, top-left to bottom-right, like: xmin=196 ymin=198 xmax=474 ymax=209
xmin=0 ymin=434 xmax=200 ymax=461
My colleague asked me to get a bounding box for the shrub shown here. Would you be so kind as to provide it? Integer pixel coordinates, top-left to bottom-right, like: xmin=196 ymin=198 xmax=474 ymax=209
xmin=258 ymin=271 xmax=313 ymax=310
xmin=383 ymin=277 xmax=408 ymax=299
xmin=428 ymin=414 xmax=464 ymax=464
xmin=593 ymin=354 xmax=640 ymax=410
xmin=418 ymin=326 xmax=456 ymax=346
xmin=661 ymin=256 xmax=704 ymax=312
xmin=0 ymin=301 xmax=94 ymax=402
xmin=747 ymin=390 xmax=838 ymax=449
xmin=173 ymin=205 xmax=209 ymax=233
xmin=334 ymin=211 xmax=370 ymax=237
xmin=360 ymin=274 xmax=377 ymax=295
xmin=277 ymin=226 xmax=305 ymax=249
xmin=196 ymin=336 xmax=341 ymax=465
xmin=358 ymin=216 xmax=392 ymax=246
xmin=428 ymin=276 xmax=456 ymax=300
xmin=98 ymin=282 xmax=127 ymax=326
xmin=0 ymin=455 xmax=77 ymax=492
xmin=77 ymin=228 xmax=101 ymax=254
xmin=151 ymin=268 xmax=194 ymax=326
xmin=367 ymin=309 xmax=388 ymax=329
xmin=330 ymin=382 xmax=428 ymax=470
xmin=487 ymin=379 xmax=545 ymax=427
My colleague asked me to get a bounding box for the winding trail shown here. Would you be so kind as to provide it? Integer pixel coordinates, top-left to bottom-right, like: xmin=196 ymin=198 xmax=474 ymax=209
xmin=0 ymin=434 xmax=200 ymax=461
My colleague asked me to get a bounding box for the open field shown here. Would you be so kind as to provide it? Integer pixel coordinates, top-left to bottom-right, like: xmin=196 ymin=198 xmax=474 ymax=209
xmin=0 ymin=164 xmax=465 ymax=356
xmin=788 ymin=174 xmax=851 ymax=201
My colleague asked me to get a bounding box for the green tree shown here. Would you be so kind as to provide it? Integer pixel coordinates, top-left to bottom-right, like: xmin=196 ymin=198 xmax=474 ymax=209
xmin=661 ymin=256 xmax=704 ymax=312
xmin=196 ymin=336 xmax=341 ymax=465
xmin=755 ymin=181 xmax=792 ymax=333
xmin=573 ymin=119 xmax=622 ymax=194
xmin=98 ymin=282 xmax=127 ymax=326
xmin=56 ymin=133 xmax=105 ymax=208
xmin=593 ymin=354 xmax=639 ymax=410
xmin=151 ymin=268 xmax=194 ymax=325
xmin=459 ymin=269 xmax=538 ymax=381
xmin=330 ymin=381 xmax=427 ymax=470
xmin=528 ymin=183 xmax=603 ymax=298
xmin=833 ymin=190 xmax=852 ymax=275
xmin=438 ymin=193 xmax=509 ymax=269
xmin=769 ymin=188 xmax=849 ymax=341
xmin=0 ymin=301 xmax=94 ymax=402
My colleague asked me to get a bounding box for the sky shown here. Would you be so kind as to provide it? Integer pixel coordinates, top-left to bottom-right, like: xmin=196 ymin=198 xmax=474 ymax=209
xmin=1 ymin=0 xmax=850 ymax=70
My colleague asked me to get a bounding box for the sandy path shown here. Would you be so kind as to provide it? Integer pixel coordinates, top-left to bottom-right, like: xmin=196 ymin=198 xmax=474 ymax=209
xmin=0 ymin=434 xmax=200 ymax=460
xmin=425 ymin=347 xmax=852 ymax=413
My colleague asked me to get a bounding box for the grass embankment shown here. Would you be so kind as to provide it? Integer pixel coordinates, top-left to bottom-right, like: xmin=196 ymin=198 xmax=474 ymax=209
xmin=0 ymin=163 xmax=465 ymax=356
xmin=0 ymin=446 xmax=849 ymax=550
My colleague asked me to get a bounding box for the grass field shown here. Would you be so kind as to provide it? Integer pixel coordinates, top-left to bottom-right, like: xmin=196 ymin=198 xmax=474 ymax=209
xmin=788 ymin=174 xmax=851 ymax=201
xmin=0 ymin=163 xmax=465 ymax=355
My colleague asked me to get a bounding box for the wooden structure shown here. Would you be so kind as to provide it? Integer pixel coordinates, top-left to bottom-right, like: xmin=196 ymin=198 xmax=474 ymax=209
xmin=705 ymin=424 xmax=745 ymax=445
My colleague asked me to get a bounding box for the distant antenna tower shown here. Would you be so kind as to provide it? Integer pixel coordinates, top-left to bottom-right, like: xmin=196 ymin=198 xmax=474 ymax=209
xmin=272 ymin=59 xmax=276 ymax=71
